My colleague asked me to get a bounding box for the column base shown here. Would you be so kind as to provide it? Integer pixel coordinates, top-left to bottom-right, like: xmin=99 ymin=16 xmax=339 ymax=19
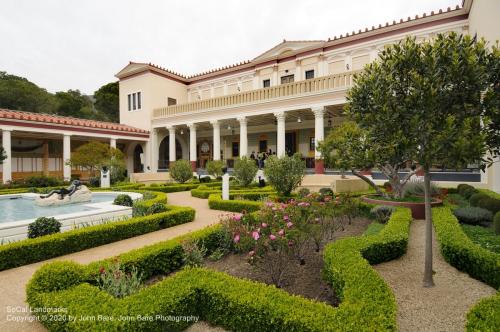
xmin=190 ymin=161 xmax=197 ymax=171
xmin=315 ymin=159 xmax=325 ymax=174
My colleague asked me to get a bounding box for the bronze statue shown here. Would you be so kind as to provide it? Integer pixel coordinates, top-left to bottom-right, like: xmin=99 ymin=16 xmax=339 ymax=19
xmin=40 ymin=180 xmax=82 ymax=200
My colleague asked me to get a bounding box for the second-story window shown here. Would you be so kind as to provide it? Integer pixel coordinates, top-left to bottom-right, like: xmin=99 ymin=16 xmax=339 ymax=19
xmin=167 ymin=97 xmax=177 ymax=106
xmin=263 ymin=79 xmax=271 ymax=88
xmin=127 ymin=92 xmax=142 ymax=111
xmin=281 ymin=74 xmax=294 ymax=84
xmin=305 ymin=70 xmax=315 ymax=79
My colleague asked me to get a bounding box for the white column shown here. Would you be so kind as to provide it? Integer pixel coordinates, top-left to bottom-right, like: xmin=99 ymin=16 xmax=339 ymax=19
xmin=63 ymin=134 xmax=71 ymax=182
xmin=238 ymin=117 xmax=248 ymax=158
xmin=211 ymin=120 xmax=221 ymax=160
xmin=110 ymin=137 xmax=117 ymax=149
xmin=167 ymin=126 xmax=176 ymax=164
xmin=2 ymin=129 xmax=12 ymax=184
xmin=150 ymin=129 xmax=159 ymax=172
xmin=312 ymin=107 xmax=325 ymax=159
xmin=188 ymin=123 xmax=197 ymax=168
xmin=274 ymin=111 xmax=286 ymax=157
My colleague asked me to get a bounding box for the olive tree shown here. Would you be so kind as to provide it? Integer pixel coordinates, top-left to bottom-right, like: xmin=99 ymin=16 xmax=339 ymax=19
xmin=170 ymin=160 xmax=193 ymax=183
xmin=347 ymin=33 xmax=499 ymax=287
xmin=68 ymin=141 xmax=125 ymax=180
xmin=233 ymin=157 xmax=258 ymax=187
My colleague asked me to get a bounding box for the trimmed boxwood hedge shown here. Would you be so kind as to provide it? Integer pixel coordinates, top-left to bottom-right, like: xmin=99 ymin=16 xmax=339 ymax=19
xmin=27 ymin=207 xmax=412 ymax=331
xmin=191 ymin=185 xmax=275 ymax=199
xmin=466 ymin=293 xmax=500 ymax=332
xmin=433 ymin=207 xmax=500 ymax=288
xmin=0 ymin=191 xmax=197 ymax=271
xmin=147 ymin=182 xmax=222 ymax=193
xmin=208 ymin=193 xmax=263 ymax=212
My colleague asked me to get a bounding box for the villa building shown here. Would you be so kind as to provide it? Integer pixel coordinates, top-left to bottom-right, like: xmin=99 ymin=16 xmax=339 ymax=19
xmin=1 ymin=0 xmax=499 ymax=192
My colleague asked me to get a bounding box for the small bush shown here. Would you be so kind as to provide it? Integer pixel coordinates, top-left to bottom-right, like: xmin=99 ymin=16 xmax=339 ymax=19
xmin=147 ymin=202 xmax=167 ymax=215
xmin=370 ymin=205 xmax=395 ymax=224
xmin=403 ymin=181 xmax=440 ymax=197
xmin=453 ymin=207 xmax=493 ymax=225
xmin=297 ymin=188 xmax=311 ymax=198
xmin=27 ymin=217 xmax=61 ymax=239
xmin=494 ymin=212 xmax=500 ymax=235
xmin=319 ymin=187 xmax=333 ymax=197
xmin=182 ymin=239 xmax=207 ymax=267
xmin=170 ymin=160 xmax=193 ymax=183
xmin=89 ymin=177 xmax=100 ymax=187
xmin=25 ymin=175 xmax=62 ymax=188
xmin=469 ymin=193 xmax=489 ymax=207
xmin=96 ymin=260 xmax=142 ymax=298
xmin=457 ymin=184 xmax=474 ymax=196
xmin=264 ymin=153 xmax=305 ymax=196
xmin=206 ymin=160 xmax=225 ymax=178
xmin=200 ymin=176 xmax=211 ymax=183
xmin=232 ymin=157 xmax=258 ymax=187
xmin=113 ymin=194 xmax=133 ymax=207
xmin=475 ymin=197 xmax=500 ymax=215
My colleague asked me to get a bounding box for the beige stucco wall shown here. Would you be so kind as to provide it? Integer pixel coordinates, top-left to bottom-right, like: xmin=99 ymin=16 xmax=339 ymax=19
xmin=468 ymin=0 xmax=500 ymax=47
xmin=119 ymin=72 xmax=187 ymax=130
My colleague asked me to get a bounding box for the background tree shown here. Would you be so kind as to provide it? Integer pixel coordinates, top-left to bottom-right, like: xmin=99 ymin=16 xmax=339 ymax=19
xmin=94 ymin=82 xmax=119 ymax=122
xmin=0 ymin=146 xmax=6 ymax=164
xmin=54 ymin=90 xmax=93 ymax=118
xmin=318 ymin=121 xmax=418 ymax=198
xmin=347 ymin=33 xmax=499 ymax=287
xmin=68 ymin=141 xmax=125 ymax=179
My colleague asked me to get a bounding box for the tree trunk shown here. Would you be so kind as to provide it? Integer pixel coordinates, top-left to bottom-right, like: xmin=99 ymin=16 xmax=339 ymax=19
xmin=351 ymin=169 xmax=386 ymax=197
xmin=422 ymin=165 xmax=435 ymax=287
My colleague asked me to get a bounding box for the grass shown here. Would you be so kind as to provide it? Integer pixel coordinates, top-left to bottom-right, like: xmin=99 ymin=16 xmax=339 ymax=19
xmin=461 ymin=224 xmax=500 ymax=254
xmin=363 ymin=221 xmax=385 ymax=236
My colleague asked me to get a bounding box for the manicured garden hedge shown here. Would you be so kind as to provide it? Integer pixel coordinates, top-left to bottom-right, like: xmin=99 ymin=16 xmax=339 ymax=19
xmin=466 ymin=293 xmax=500 ymax=332
xmin=191 ymin=185 xmax=274 ymax=199
xmin=208 ymin=193 xmax=263 ymax=212
xmin=148 ymin=182 xmax=222 ymax=193
xmin=27 ymin=207 xmax=412 ymax=331
xmin=432 ymin=207 xmax=499 ymax=288
xmin=0 ymin=192 xmax=197 ymax=271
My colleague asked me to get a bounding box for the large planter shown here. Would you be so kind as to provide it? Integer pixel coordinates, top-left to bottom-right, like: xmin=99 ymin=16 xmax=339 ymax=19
xmin=361 ymin=195 xmax=443 ymax=219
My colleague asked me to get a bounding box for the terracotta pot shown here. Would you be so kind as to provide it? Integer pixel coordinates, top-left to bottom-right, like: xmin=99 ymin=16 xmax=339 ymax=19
xmin=361 ymin=195 xmax=443 ymax=219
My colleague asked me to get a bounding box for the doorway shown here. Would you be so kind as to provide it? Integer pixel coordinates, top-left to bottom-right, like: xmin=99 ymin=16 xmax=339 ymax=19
xmin=133 ymin=144 xmax=144 ymax=173
xmin=285 ymin=132 xmax=297 ymax=156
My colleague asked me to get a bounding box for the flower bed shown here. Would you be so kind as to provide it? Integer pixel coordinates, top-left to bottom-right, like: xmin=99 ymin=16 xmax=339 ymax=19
xmin=0 ymin=191 xmax=197 ymax=271
xmin=26 ymin=204 xmax=411 ymax=331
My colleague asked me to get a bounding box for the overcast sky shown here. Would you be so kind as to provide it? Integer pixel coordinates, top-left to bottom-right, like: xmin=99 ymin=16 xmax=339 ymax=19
xmin=0 ymin=0 xmax=460 ymax=95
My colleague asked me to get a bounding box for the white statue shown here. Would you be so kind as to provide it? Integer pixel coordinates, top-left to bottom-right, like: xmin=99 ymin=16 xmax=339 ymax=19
xmin=35 ymin=180 xmax=92 ymax=206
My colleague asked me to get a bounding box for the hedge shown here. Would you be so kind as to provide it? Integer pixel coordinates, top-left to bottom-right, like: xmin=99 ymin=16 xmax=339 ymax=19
xmin=208 ymin=193 xmax=263 ymax=213
xmin=432 ymin=207 xmax=500 ymax=288
xmin=0 ymin=192 xmax=197 ymax=271
xmin=466 ymin=293 xmax=500 ymax=332
xmin=148 ymin=182 xmax=222 ymax=193
xmin=191 ymin=185 xmax=274 ymax=199
xmin=27 ymin=208 xmax=412 ymax=331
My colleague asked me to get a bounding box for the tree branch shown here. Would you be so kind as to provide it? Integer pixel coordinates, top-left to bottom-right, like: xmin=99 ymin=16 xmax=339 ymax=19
xmin=351 ymin=169 xmax=386 ymax=197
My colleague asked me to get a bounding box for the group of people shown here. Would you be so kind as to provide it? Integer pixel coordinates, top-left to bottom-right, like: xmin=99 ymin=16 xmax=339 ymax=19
xmin=250 ymin=149 xmax=276 ymax=169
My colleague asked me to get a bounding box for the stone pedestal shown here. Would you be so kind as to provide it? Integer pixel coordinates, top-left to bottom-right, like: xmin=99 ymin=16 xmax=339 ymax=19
xmin=101 ymin=170 xmax=110 ymax=188
xmin=222 ymin=173 xmax=230 ymax=200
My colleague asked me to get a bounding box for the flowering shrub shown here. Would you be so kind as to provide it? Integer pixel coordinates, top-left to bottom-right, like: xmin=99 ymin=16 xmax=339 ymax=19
xmin=221 ymin=194 xmax=351 ymax=287
xmin=96 ymin=259 xmax=142 ymax=298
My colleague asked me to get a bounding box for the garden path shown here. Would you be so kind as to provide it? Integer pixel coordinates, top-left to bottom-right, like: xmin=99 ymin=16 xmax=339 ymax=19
xmin=0 ymin=191 xmax=226 ymax=332
xmin=374 ymin=220 xmax=496 ymax=332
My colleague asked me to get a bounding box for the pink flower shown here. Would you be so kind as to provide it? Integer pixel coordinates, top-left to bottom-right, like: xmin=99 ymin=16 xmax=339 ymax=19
xmin=261 ymin=222 xmax=268 ymax=228
xmin=283 ymin=215 xmax=289 ymax=221
xmin=252 ymin=231 xmax=260 ymax=241
xmin=249 ymin=250 xmax=255 ymax=256
xmin=269 ymin=234 xmax=276 ymax=240
xmin=266 ymin=202 xmax=274 ymax=207
xmin=286 ymin=221 xmax=293 ymax=228
xmin=233 ymin=234 xmax=240 ymax=243
xmin=278 ymin=229 xmax=285 ymax=236
xmin=324 ymin=196 xmax=331 ymax=202
xmin=288 ymin=240 xmax=294 ymax=247
xmin=233 ymin=214 xmax=242 ymax=221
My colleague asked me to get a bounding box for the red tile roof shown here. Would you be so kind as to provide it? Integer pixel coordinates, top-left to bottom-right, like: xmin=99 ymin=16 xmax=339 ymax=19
xmin=0 ymin=109 xmax=149 ymax=135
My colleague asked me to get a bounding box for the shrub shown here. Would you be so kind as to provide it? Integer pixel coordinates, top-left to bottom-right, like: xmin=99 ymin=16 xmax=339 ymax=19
xmin=24 ymin=175 xmax=62 ymax=188
xmin=208 ymin=194 xmax=263 ymax=213
xmin=433 ymin=207 xmax=499 ymax=288
xmin=453 ymin=207 xmax=493 ymax=225
xmin=403 ymin=181 xmax=440 ymax=197
xmin=466 ymin=293 xmax=500 ymax=332
xmin=297 ymin=188 xmax=310 ymax=198
xmin=169 ymin=160 xmax=193 ymax=183
xmin=475 ymin=197 xmax=500 ymax=214
xmin=181 ymin=239 xmax=207 ymax=267
xmin=113 ymin=194 xmax=133 ymax=207
xmin=319 ymin=187 xmax=333 ymax=197
xmin=96 ymin=260 xmax=142 ymax=298
xmin=494 ymin=212 xmax=500 ymax=235
xmin=200 ymin=176 xmax=211 ymax=183
xmin=232 ymin=157 xmax=258 ymax=187
xmin=206 ymin=160 xmax=225 ymax=178
xmin=147 ymin=202 xmax=167 ymax=215
xmin=264 ymin=153 xmax=305 ymax=196
xmin=469 ymin=192 xmax=489 ymax=207
xmin=89 ymin=177 xmax=100 ymax=187
xmin=457 ymin=183 xmax=474 ymax=196
xmin=27 ymin=217 xmax=61 ymax=239
xmin=370 ymin=205 xmax=395 ymax=224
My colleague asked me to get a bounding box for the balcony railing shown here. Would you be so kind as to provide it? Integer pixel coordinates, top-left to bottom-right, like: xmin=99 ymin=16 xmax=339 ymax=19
xmin=153 ymin=70 xmax=360 ymax=118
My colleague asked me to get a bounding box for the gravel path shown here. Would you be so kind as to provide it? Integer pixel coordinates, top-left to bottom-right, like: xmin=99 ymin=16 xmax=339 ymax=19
xmin=374 ymin=220 xmax=496 ymax=332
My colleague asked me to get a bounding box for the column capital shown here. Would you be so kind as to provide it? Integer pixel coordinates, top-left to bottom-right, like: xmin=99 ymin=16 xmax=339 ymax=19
xmin=210 ymin=120 xmax=220 ymax=128
xmin=166 ymin=125 xmax=176 ymax=133
xmin=237 ymin=116 xmax=247 ymax=124
xmin=311 ymin=106 xmax=325 ymax=117
xmin=62 ymin=132 xmax=73 ymax=137
xmin=274 ymin=111 xmax=286 ymax=121
xmin=0 ymin=126 xmax=14 ymax=132
xmin=187 ymin=123 xmax=197 ymax=130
